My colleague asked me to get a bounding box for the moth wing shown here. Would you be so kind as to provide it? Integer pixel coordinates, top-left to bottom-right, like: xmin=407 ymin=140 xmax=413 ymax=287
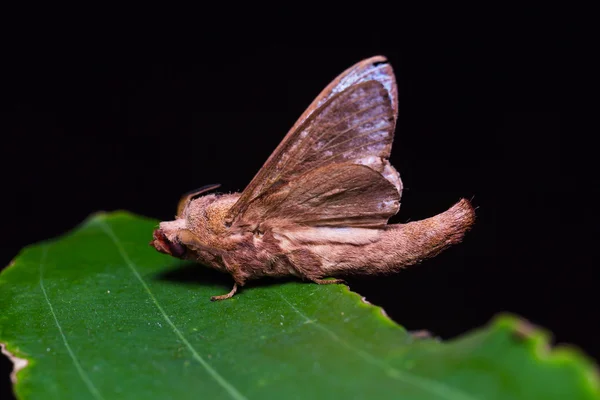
xmin=226 ymin=56 xmax=401 ymax=223
xmin=288 ymin=55 xmax=398 ymax=128
xmin=235 ymin=163 xmax=400 ymax=229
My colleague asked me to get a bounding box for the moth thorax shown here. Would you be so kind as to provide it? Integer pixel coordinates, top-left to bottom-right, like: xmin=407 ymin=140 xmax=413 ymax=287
xmin=204 ymin=194 xmax=240 ymax=234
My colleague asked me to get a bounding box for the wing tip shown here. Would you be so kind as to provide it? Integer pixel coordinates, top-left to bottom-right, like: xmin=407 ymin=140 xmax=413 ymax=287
xmin=352 ymin=55 xmax=391 ymax=70
xmin=364 ymin=55 xmax=389 ymax=64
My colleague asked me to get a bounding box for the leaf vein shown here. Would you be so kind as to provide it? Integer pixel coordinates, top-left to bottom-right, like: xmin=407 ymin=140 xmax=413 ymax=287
xmin=97 ymin=220 xmax=248 ymax=400
xmin=39 ymin=246 xmax=106 ymax=400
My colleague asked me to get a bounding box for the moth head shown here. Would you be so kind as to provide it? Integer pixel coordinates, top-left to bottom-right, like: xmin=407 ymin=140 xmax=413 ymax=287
xmin=150 ymin=188 xmax=240 ymax=259
xmin=149 ymin=184 xmax=220 ymax=258
xmin=151 ymin=219 xmax=188 ymax=258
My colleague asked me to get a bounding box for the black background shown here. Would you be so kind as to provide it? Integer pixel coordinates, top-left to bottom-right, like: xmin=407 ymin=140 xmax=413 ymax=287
xmin=1 ymin=11 xmax=589 ymax=398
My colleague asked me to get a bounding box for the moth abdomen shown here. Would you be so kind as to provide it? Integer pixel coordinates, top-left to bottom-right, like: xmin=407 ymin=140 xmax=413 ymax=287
xmin=310 ymin=199 xmax=475 ymax=277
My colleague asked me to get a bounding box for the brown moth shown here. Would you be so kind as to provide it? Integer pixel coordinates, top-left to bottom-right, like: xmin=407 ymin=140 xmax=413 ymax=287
xmin=150 ymin=56 xmax=475 ymax=301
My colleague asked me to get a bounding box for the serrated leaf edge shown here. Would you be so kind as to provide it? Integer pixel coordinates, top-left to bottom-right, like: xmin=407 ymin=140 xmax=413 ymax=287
xmin=1 ymin=211 xmax=599 ymax=398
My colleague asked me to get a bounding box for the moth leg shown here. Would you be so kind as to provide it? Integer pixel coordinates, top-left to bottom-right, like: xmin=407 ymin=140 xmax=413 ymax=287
xmin=287 ymin=249 xmax=345 ymax=286
xmin=312 ymin=278 xmax=345 ymax=285
xmin=210 ymin=283 xmax=238 ymax=301
xmin=210 ymin=256 xmax=247 ymax=301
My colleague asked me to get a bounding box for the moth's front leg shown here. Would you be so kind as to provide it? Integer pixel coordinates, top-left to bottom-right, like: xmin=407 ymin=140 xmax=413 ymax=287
xmin=210 ymin=256 xmax=247 ymax=301
xmin=287 ymin=249 xmax=345 ymax=285
xmin=177 ymin=229 xmax=246 ymax=301
xmin=210 ymin=282 xmax=238 ymax=301
xmin=311 ymin=277 xmax=346 ymax=285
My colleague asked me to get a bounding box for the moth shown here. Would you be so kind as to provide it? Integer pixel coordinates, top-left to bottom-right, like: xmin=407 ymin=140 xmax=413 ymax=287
xmin=150 ymin=56 xmax=475 ymax=301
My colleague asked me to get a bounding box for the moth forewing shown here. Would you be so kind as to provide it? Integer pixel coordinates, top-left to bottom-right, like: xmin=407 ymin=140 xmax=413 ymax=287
xmin=225 ymin=58 xmax=400 ymax=222
xmin=150 ymin=56 xmax=475 ymax=301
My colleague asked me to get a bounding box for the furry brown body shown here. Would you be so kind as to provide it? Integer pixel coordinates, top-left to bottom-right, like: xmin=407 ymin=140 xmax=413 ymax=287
xmin=152 ymin=193 xmax=474 ymax=300
xmin=150 ymin=56 xmax=475 ymax=300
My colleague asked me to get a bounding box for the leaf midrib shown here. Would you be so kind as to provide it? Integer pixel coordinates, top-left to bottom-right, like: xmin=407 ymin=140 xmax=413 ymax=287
xmin=97 ymin=219 xmax=248 ymax=400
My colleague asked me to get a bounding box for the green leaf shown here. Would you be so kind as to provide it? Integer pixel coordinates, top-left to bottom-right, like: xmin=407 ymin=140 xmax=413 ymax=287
xmin=1 ymin=212 xmax=598 ymax=400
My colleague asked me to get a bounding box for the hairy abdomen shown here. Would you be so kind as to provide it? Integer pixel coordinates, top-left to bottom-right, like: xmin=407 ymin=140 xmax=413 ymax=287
xmin=310 ymin=199 xmax=475 ymax=276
